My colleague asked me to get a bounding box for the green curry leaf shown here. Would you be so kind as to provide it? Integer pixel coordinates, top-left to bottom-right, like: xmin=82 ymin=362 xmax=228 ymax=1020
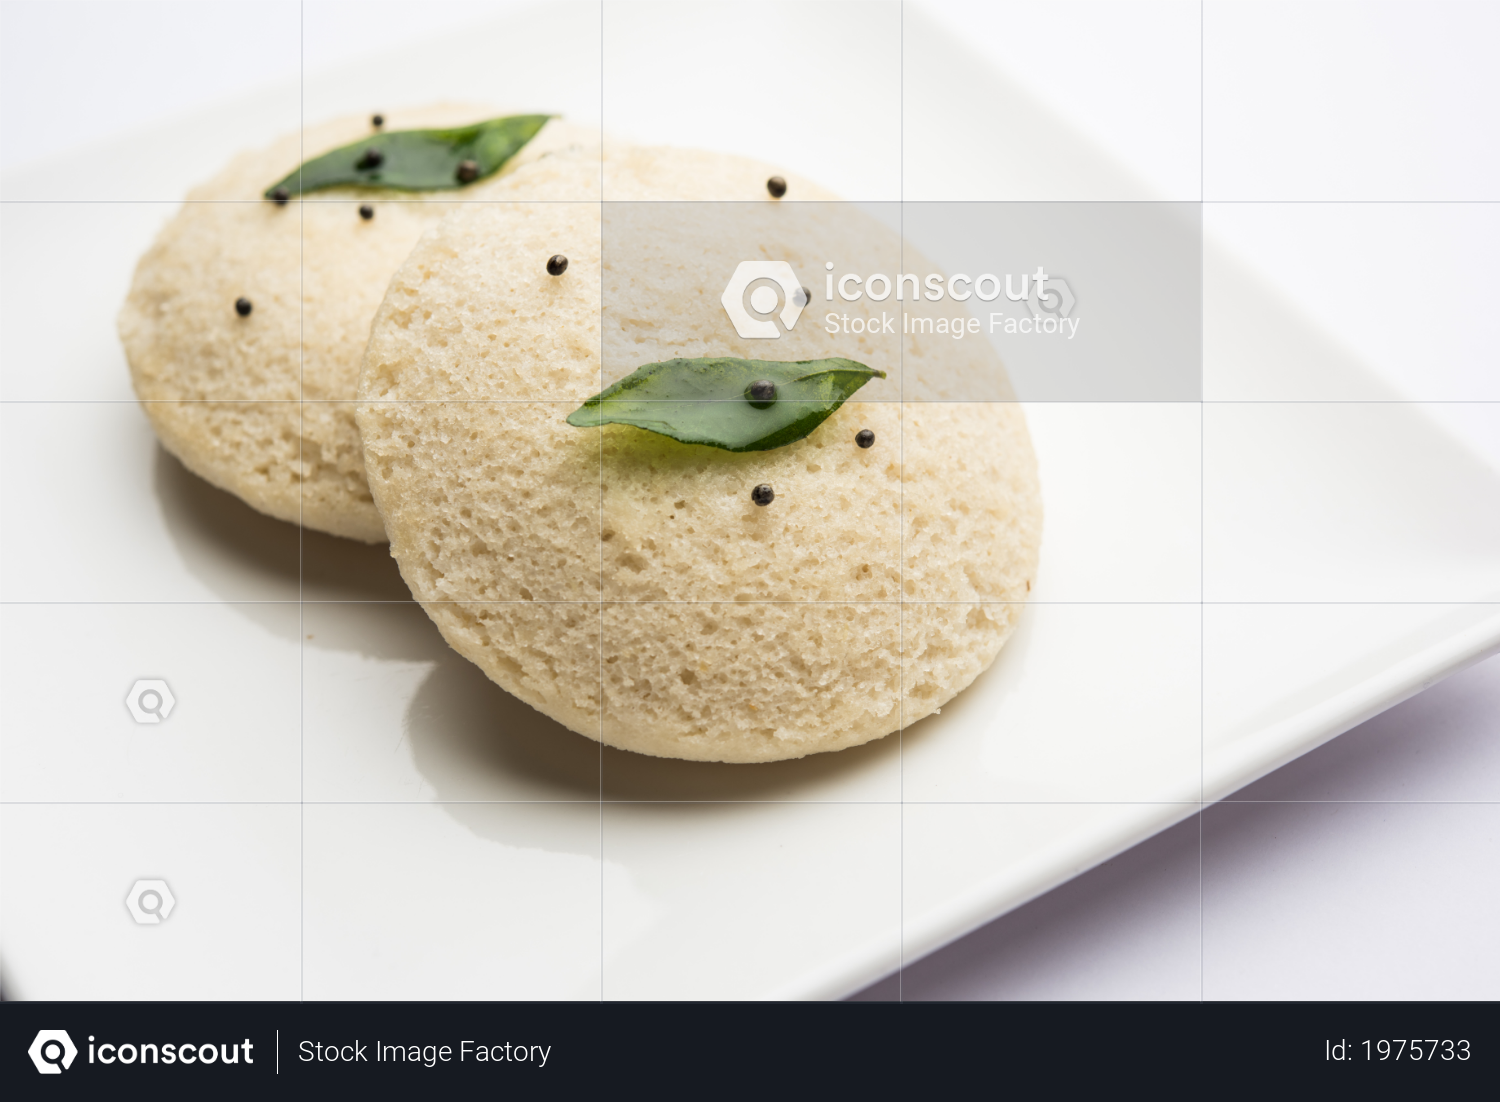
xmin=566 ymin=357 xmax=886 ymax=452
xmin=264 ymin=114 xmax=552 ymax=197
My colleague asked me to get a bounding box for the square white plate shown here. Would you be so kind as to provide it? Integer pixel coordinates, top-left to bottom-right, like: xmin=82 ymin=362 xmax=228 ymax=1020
xmin=3 ymin=3 xmax=1499 ymax=1000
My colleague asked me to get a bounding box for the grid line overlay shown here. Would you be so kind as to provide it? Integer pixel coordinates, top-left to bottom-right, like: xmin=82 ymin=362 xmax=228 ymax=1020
xmin=1198 ymin=0 xmax=1206 ymax=1003
xmin=898 ymin=0 xmax=906 ymax=1005
xmin=298 ymin=4 xmax=306 ymax=1003
xmin=10 ymin=800 xmax=1497 ymax=807
xmin=598 ymin=0 xmax=605 ymax=1003
xmin=9 ymin=199 xmax=1498 ymax=205
xmin=1 ymin=1 xmax=1497 ymax=1005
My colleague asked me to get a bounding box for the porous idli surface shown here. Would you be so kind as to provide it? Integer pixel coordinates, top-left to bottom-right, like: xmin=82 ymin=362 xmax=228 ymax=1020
xmin=358 ymin=148 xmax=1041 ymax=762
xmin=118 ymin=106 xmax=597 ymax=542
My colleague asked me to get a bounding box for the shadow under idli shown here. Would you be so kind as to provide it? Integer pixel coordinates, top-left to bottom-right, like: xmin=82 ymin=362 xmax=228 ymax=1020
xmin=301 ymin=530 xmax=411 ymax=605
xmin=153 ymin=445 xmax=300 ymax=595
xmin=406 ymin=651 xmax=602 ymax=803
xmin=403 ymin=650 xmax=601 ymax=857
xmin=153 ymin=447 xmax=413 ymax=647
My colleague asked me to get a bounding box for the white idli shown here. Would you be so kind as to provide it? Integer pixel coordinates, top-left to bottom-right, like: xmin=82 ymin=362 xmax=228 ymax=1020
xmin=118 ymin=106 xmax=597 ymax=541
xmin=358 ymin=147 xmax=1040 ymax=761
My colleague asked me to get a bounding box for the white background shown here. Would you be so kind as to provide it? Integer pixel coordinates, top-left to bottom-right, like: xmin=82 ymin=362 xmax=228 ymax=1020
xmin=1 ymin=0 xmax=1497 ymax=1000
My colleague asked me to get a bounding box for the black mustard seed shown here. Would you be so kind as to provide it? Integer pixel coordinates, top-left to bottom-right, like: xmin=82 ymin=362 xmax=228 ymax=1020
xmin=547 ymin=254 xmax=569 ymax=277
xmin=751 ymin=484 xmax=775 ymax=507
xmin=235 ymin=297 xmax=253 ymax=317
xmin=856 ymin=429 xmax=875 ymax=449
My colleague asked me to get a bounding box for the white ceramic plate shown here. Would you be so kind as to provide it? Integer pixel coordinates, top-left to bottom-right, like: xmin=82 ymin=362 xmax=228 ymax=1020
xmin=3 ymin=3 xmax=1499 ymax=1000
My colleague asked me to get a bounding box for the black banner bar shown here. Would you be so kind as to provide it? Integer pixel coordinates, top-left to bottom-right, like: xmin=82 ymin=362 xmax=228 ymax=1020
xmin=3 ymin=1001 xmax=1491 ymax=1097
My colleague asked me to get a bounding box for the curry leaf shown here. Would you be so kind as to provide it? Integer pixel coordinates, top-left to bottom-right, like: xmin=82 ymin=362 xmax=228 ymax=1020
xmin=567 ymin=357 xmax=886 ymax=452
xmin=264 ymin=114 xmax=551 ymax=197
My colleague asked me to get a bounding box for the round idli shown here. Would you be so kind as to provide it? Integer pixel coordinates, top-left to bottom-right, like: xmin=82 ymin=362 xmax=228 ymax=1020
xmin=118 ymin=106 xmax=597 ymax=542
xmin=357 ymin=147 xmax=1041 ymax=761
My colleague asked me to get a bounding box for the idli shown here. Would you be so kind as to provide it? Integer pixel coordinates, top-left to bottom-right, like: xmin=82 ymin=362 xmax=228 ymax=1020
xmin=357 ymin=147 xmax=1041 ymax=761
xmin=118 ymin=106 xmax=597 ymax=541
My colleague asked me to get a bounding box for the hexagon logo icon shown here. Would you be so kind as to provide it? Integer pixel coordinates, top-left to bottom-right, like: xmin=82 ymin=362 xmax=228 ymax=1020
xmin=721 ymin=260 xmax=808 ymax=338
xmin=1026 ymin=276 xmax=1076 ymax=319
xmin=29 ymin=1030 xmax=78 ymax=1074
xmin=126 ymin=879 xmax=176 ymax=925
xmin=126 ymin=679 xmax=175 ymax=724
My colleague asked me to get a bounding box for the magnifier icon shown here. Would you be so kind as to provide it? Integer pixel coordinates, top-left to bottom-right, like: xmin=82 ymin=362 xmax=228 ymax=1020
xmin=26 ymin=1029 xmax=77 ymax=1074
xmin=126 ymin=679 xmax=175 ymax=724
xmin=125 ymin=878 xmax=175 ymax=924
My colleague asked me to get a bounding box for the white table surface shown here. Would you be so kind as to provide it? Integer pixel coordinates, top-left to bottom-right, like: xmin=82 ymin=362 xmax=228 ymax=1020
xmin=2 ymin=0 xmax=1496 ymax=1001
